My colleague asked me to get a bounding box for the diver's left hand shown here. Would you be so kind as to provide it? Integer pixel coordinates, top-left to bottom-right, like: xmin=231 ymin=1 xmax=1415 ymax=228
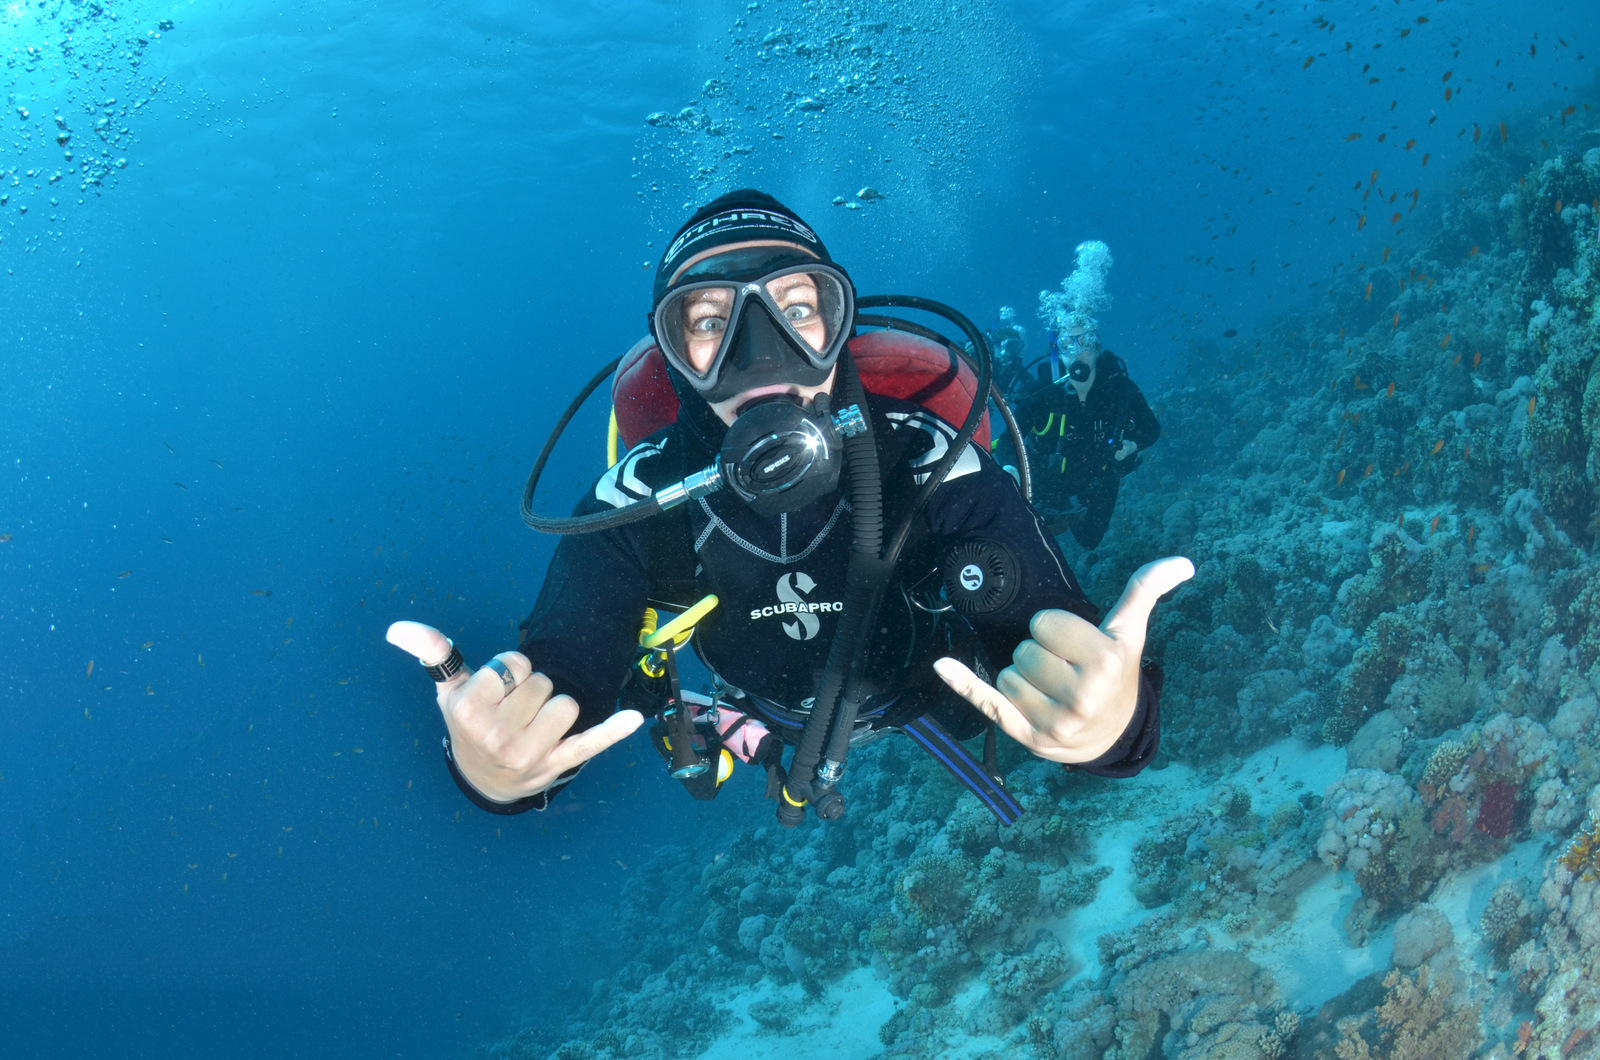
xmin=1114 ymin=439 xmax=1138 ymax=461
xmin=933 ymin=557 xmax=1194 ymax=764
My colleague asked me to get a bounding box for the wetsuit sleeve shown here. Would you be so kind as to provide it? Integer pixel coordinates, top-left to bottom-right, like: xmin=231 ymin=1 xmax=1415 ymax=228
xmin=439 ymin=443 xmax=666 ymax=816
xmin=516 ymin=494 xmax=653 ymax=735
xmin=922 ymin=445 xmax=1162 ymax=776
xmin=1113 ymin=357 xmax=1161 ymax=450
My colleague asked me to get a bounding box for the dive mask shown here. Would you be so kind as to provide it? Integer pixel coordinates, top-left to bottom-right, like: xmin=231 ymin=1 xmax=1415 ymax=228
xmin=653 ymin=247 xmax=855 ymax=405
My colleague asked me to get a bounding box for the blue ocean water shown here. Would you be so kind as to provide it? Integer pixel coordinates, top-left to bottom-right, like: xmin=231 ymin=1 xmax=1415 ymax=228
xmin=3 ymin=1 xmax=1599 ymax=1058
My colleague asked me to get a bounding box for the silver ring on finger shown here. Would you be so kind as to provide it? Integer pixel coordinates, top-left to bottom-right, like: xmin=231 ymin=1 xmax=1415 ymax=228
xmin=483 ymin=656 xmax=517 ymax=697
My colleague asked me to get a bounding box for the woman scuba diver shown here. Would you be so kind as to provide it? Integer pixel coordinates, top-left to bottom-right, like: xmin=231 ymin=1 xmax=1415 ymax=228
xmin=386 ymin=189 xmax=1192 ymax=827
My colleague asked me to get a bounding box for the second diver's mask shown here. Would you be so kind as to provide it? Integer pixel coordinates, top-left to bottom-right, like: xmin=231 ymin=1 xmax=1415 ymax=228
xmin=653 ymin=246 xmax=855 ymax=405
xmin=1054 ymin=328 xmax=1098 ymax=401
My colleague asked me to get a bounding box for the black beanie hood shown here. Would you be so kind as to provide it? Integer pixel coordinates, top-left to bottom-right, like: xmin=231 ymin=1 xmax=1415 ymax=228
xmin=652 ymin=189 xmax=831 ymax=306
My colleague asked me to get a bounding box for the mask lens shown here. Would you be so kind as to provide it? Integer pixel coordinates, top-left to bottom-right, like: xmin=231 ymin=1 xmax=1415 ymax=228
xmin=655 ymin=283 xmax=741 ymax=381
xmin=759 ymin=268 xmax=849 ymax=361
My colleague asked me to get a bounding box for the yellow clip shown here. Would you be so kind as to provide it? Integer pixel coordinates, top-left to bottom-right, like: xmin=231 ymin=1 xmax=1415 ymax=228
xmin=641 ymin=594 xmax=720 ymax=650
xmin=607 ymin=406 xmax=620 ymax=469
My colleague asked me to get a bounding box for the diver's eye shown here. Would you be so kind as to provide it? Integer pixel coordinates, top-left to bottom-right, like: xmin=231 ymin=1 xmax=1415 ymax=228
xmin=783 ymin=302 xmax=818 ymax=323
xmin=690 ymin=314 xmax=728 ymax=335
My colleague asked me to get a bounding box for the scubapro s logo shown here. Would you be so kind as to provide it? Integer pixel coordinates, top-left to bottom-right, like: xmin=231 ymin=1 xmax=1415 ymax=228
xmin=778 ymin=572 xmax=821 ymax=641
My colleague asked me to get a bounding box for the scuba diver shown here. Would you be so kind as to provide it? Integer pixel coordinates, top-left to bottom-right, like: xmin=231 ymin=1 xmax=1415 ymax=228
xmin=987 ymin=305 xmax=1030 ymax=398
xmin=386 ymin=191 xmax=1192 ymax=828
xmin=1017 ymin=241 xmax=1161 ymax=550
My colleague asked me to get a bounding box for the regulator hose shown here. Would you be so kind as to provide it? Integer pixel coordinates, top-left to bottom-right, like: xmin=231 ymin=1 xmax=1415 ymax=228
xmin=776 ymin=354 xmax=888 ymax=825
xmin=519 ymin=356 xmax=673 ymax=536
xmin=854 ymin=312 xmax=1029 ymax=503
xmin=804 ymin=296 xmax=994 ymax=811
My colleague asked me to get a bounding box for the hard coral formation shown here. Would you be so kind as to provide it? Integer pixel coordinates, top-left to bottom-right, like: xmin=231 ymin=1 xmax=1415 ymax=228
xmin=1331 ymin=967 xmax=1483 ymax=1060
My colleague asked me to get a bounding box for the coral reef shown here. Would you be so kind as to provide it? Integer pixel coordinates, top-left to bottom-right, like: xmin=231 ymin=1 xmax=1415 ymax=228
xmin=1331 ymin=967 xmax=1484 ymax=1060
xmin=483 ymin=114 xmax=1600 ymax=1060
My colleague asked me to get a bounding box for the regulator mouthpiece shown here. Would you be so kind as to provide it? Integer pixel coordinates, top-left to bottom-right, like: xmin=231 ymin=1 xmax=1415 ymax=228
xmin=653 ymin=398 xmax=866 ymax=518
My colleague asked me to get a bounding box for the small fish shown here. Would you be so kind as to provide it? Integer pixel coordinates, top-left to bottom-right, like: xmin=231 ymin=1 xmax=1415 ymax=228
xmin=142 ymin=641 xmax=153 ymax=650
xmin=1452 ymin=353 xmax=1462 ymax=366
xmin=118 ymin=570 xmax=131 ymax=578
xmin=0 ymin=534 xmax=10 ymax=543
xmin=1392 ymin=312 xmax=1400 ymax=329
xmin=1440 ymin=333 xmax=1452 ymax=348
xmin=1222 ymin=329 xmax=1237 ymax=338
xmin=197 ymin=654 xmax=205 ymax=668
xmin=146 ymin=685 xmax=153 ymax=695
xmin=1345 ymin=132 xmax=1362 ymax=142
xmin=1499 ymin=121 xmax=1508 ymax=142
xmin=1469 ymin=245 xmax=1480 ymax=256
xmin=1463 ymin=446 xmax=1472 ymax=460
xmin=1467 ymin=526 xmax=1476 ymax=547
xmin=559 ymin=854 xmax=571 ymax=861
xmin=1442 ymin=71 xmax=1453 ymax=83
xmin=163 ymin=441 xmax=175 ymax=454
xmin=1336 ymin=468 xmax=1347 ymax=487
xmin=1472 ymin=351 xmax=1482 ymax=368
xmin=1390 ymin=212 xmax=1402 ymax=224
xmin=1528 ymin=396 xmax=1537 ymax=415
xmin=1429 ymin=515 xmax=1440 ymax=534
xmin=161 ymin=537 xmax=173 ymax=544
xmin=1443 ymin=88 xmax=1451 ymax=102
xmin=209 ymin=459 xmax=224 ymax=469
xmin=1357 ymin=214 xmax=1367 ymax=231
xmin=1364 ymin=281 xmax=1372 ymax=300
xmin=1474 ymin=563 xmax=1492 ymax=573
xmin=1382 ymin=246 xmax=1391 ymax=263
xmin=1555 ymin=199 xmax=1564 ymax=215
xmin=1363 ymin=463 xmax=1374 ymax=479
xmin=1421 ymin=153 xmax=1430 ymax=167
xmin=1404 ymin=138 xmax=1417 ymax=152
xmin=173 ymin=482 xmax=188 ymax=490
xmin=1473 ymin=126 xmax=1481 ymax=143
xmin=1303 ymin=55 xmax=1314 ymax=69
xmin=1431 ymin=440 xmax=1445 ymax=455
xmin=613 ymin=858 xmax=629 ymax=871
xmin=1385 ymin=382 xmax=1395 ymax=398
xmin=86 ymin=659 xmax=94 ymax=680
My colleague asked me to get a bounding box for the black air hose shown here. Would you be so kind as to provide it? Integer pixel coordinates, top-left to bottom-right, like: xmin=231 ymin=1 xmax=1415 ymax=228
xmin=780 ymin=354 xmax=887 ymax=819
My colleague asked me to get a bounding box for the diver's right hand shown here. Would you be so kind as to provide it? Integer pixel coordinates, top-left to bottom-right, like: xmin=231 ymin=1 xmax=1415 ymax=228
xmin=386 ymin=620 xmax=644 ymax=803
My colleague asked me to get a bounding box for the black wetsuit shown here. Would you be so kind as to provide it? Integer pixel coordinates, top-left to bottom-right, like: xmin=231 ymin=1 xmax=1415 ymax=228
xmin=448 ymin=388 xmax=1162 ymax=813
xmin=1014 ymin=351 xmax=1160 ymax=550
